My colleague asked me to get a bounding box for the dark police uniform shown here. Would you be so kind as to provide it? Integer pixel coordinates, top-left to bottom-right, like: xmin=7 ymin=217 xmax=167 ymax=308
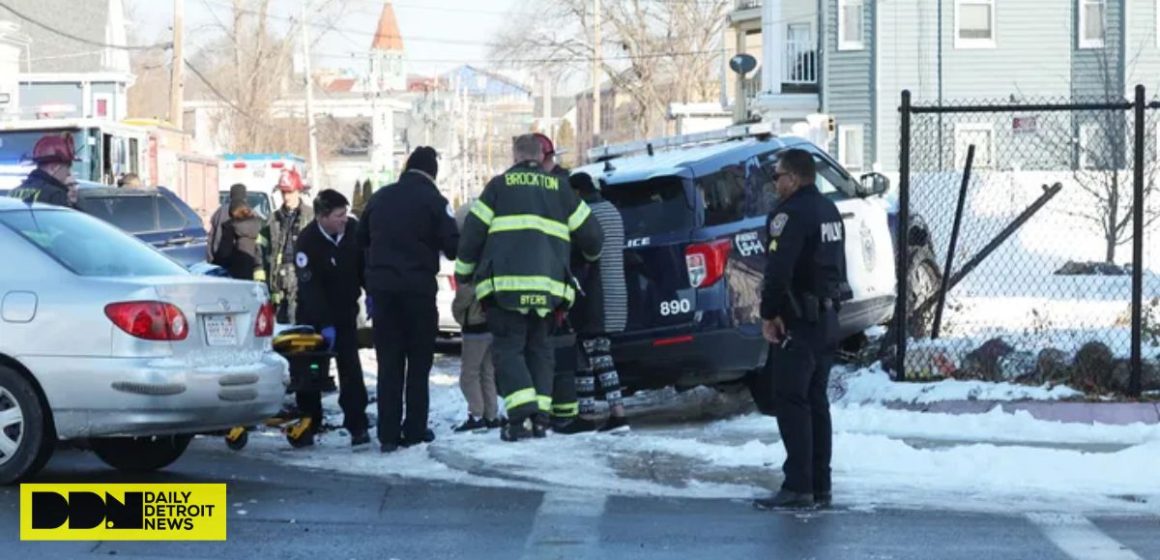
xmin=760 ymin=183 xmax=848 ymax=502
xmin=358 ymin=170 xmax=459 ymax=448
xmin=456 ymin=161 xmax=602 ymax=438
xmin=294 ymin=218 xmax=369 ymax=439
xmin=9 ymin=169 xmax=73 ymax=208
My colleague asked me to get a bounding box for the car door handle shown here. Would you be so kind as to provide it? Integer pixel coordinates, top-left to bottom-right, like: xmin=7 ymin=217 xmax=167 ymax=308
xmin=165 ymin=236 xmax=195 ymax=246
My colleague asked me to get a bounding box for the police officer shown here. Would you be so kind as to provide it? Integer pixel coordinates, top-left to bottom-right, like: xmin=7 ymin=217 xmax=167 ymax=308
xmin=456 ymin=134 xmax=603 ymax=442
xmin=10 ymin=134 xmax=78 ymax=208
xmin=358 ymin=146 xmax=459 ymax=453
xmin=293 ymin=189 xmax=370 ymax=448
xmin=753 ymin=149 xmax=848 ymax=511
xmin=268 ymin=169 xmax=315 ymax=324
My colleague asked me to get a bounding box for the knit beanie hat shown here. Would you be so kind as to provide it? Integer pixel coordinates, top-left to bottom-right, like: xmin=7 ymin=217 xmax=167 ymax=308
xmin=405 ymin=146 xmax=439 ymax=179
xmin=229 ymin=183 xmax=247 ymax=203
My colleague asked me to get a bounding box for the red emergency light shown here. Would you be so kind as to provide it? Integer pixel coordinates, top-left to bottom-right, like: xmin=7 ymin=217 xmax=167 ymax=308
xmin=232 ymin=162 xmax=247 ymax=169
xmin=271 ymin=162 xmax=285 ymax=169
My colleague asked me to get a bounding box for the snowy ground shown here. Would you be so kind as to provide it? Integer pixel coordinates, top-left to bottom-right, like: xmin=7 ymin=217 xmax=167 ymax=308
xmin=216 ymin=350 xmax=1160 ymax=516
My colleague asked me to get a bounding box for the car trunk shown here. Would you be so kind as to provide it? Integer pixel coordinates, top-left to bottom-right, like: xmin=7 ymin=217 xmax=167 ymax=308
xmin=150 ymin=278 xmax=268 ymax=364
xmin=601 ymin=175 xmax=699 ymax=333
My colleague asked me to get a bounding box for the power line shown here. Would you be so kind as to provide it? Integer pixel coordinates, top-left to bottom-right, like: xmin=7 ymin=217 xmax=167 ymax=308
xmin=314 ymin=47 xmax=729 ymax=65
xmin=0 ymin=1 xmax=172 ymax=51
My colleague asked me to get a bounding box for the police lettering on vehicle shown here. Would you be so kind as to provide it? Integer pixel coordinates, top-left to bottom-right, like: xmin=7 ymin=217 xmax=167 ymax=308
xmin=504 ymin=172 xmax=560 ymax=190
xmin=820 ymin=222 xmax=843 ymax=243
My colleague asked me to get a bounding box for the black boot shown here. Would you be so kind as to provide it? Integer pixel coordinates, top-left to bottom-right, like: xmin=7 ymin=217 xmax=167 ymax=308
xmin=552 ymin=417 xmax=600 ymax=435
xmin=753 ymin=490 xmax=815 ymax=511
xmin=501 ymin=418 xmax=533 ymax=442
xmin=531 ymin=414 xmax=550 ymax=438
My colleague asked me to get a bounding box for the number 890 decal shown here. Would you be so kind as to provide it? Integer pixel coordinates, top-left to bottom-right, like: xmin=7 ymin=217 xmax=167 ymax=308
xmin=659 ymin=299 xmax=692 ymax=316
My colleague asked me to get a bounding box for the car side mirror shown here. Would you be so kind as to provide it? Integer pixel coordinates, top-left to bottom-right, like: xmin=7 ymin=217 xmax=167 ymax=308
xmin=857 ymin=172 xmax=890 ymax=197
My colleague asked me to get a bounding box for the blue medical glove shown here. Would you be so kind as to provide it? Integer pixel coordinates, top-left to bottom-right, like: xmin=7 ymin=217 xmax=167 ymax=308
xmin=321 ymin=326 xmax=337 ymax=351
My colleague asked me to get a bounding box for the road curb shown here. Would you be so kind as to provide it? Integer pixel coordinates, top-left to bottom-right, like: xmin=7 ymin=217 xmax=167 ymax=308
xmin=880 ymin=400 xmax=1160 ymax=425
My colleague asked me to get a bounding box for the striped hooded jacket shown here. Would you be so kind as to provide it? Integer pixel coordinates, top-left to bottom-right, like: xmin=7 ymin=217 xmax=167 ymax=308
xmin=454 ymin=161 xmax=603 ymax=315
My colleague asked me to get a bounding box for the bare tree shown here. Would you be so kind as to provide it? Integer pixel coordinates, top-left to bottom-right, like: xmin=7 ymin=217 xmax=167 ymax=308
xmin=1066 ymin=49 xmax=1160 ymax=264
xmin=489 ymin=0 xmax=730 ymax=138
xmin=185 ymin=0 xmax=350 ymax=153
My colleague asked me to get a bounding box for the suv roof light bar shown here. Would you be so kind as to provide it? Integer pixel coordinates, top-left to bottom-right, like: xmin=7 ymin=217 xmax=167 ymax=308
xmin=587 ymin=122 xmax=776 ymax=162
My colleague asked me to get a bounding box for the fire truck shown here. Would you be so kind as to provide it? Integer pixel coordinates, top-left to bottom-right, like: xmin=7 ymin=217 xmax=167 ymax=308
xmin=0 ymin=118 xmax=219 ymax=222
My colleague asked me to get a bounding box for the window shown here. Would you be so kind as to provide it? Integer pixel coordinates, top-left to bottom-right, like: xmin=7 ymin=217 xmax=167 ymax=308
xmin=0 ymin=209 xmax=187 ymax=277
xmin=158 ymin=198 xmax=188 ymax=231
xmin=602 ymin=176 xmax=695 ymax=237
xmin=77 ymin=196 xmax=157 ymax=233
xmin=838 ymin=125 xmax=865 ymax=172
xmin=1079 ymin=0 xmax=1106 ymax=48
xmin=838 ymin=0 xmax=864 ymax=51
xmin=954 ymin=123 xmax=995 ymax=170
xmin=956 ymin=0 xmax=996 ymax=48
xmin=697 ymin=164 xmax=748 ymax=226
xmin=758 ymin=150 xmax=854 ymax=206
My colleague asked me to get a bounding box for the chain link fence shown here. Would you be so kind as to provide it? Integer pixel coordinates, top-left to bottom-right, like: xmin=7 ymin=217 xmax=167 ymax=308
xmin=894 ymin=88 xmax=1160 ymax=396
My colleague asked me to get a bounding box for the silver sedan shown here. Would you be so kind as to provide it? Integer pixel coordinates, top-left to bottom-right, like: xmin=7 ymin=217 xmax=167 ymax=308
xmin=0 ymin=198 xmax=287 ymax=484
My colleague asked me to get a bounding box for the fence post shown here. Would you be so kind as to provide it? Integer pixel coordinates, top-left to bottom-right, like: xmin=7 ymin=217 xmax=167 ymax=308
xmin=896 ymin=90 xmax=912 ymax=381
xmin=933 ymin=144 xmax=974 ymax=340
xmin=1131 ymin=85 xmax=1145 ymax=397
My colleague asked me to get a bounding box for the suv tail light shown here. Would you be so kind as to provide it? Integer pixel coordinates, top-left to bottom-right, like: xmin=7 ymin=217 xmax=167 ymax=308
xmin=255 ymin=302 xmax=275 ymax=337
xmin=105 ymin=302 xmax=188 ymax=341
xmin=685 ymin=239 xmax=732 ymax=288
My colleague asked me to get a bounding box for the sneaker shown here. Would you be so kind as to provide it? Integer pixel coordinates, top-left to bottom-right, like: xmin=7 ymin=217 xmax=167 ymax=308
xmin=350 ymin=431 xmax=371 ymax=448
xmin=753 ymin=490 xmax=815 ymax=511
xmin=399 ymin=428 xmax=436 ymax=447
xmin=598 ymin=416 xmax=630 ymax=433
xmin=453 ymin=416 xmax=488 ymax=433
xmin=552 ymin=417 xmax=600 ymax=435
xmin=501 ymin=418 xmax=533 ymax=442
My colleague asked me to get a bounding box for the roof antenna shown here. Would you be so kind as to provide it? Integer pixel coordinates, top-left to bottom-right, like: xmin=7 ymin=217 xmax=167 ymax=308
xmin=603 ymin=160 xmax=616 ymax=172
xmin=647 ymin=143 xmax=655 ymax=156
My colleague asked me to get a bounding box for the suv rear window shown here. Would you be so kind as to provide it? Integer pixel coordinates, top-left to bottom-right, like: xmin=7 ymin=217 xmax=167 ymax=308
xmin=601 ymin=176 xmax=694 ymax=237
xmin=77 ymin=195 xmax=157 ymax=233
xmin=0 ymin=209 xmax=189 ymax=277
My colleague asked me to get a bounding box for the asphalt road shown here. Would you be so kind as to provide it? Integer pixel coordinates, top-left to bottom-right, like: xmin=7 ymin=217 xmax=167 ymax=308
xmin=1 ymin=443 xmax=1157 ymax=560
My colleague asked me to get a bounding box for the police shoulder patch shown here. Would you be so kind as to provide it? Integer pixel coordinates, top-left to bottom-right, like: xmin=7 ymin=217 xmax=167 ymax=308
xmin=295 ymin=252 xmax=308 ymax=268
xmin=769 ymin=213 xmax=789 ymax=237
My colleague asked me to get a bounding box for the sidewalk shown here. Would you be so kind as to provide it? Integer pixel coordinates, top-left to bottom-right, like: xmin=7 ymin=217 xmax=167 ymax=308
xmin=881 ymin=400 xmax=1160 ymax=425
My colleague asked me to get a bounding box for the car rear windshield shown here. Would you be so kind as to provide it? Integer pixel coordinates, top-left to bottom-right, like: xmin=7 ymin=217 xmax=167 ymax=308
xmin=76 ymin=195 xmax=158 ymax=233
xmin=601 ymin=175 xmax=694 ymax=238
xmin=0 ymin=209 xmax=189 ymax=277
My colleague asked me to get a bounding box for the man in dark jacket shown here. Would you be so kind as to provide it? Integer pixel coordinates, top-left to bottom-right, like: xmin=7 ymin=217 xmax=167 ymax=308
xmin=208 ymin=184 xmax=247 ymax=263
xmin=566 ymin=172 xmax=630 ymax=434
xmin=268 ymin=169 xmax=314 ymax=324
xmin=9 ymin=134 xmax=78 ymax=208
xmin=294 ymin=189 xmax=370 ymax=448
xmin=752 ymin=149 xmax=847 ymax=511
xmin=358 ymin=146 xmax=459 ymax=453
xmin=455 ymin=134 xmax=603 ymax=442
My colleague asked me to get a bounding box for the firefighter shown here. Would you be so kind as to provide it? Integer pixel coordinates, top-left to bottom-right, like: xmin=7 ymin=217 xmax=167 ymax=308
xmin=293 ymin=189 xmax=370 ymax=448
xmin=267 ymin=168 xmax=315 ymax=324
xmin=455 ymin=134 xmax=603 ymax=442
xmin=9 ymin=134 xmax=79 ymax=208
xmin=752 ymin=149 xmax=848 ymax=511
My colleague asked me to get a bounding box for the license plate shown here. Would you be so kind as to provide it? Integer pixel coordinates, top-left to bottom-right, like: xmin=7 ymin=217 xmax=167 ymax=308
xmin=204 ymin=315 xmax=239 ymax=346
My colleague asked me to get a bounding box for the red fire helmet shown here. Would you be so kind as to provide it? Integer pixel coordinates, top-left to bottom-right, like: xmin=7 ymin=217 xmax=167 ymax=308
xmin=276 ymin=168 xmax=305 ymax=192
xmin=31 ymin=134 xmax=77 ymax=165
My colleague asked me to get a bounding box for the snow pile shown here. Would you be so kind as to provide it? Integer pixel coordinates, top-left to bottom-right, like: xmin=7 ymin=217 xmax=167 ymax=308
xmin=225 ymin=352 xmax=1160 ymax=514
xmin=831 ymin=363 xmax=1082 ymax=404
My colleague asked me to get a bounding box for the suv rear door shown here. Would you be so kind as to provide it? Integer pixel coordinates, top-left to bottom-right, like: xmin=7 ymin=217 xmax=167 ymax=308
xmin=601 ymin=173 xmax=700 ymax=333
xmin=77 ymin=190 xmax=208 ymax=267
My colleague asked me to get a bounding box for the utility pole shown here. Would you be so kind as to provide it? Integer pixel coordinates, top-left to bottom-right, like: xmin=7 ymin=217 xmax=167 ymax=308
xmin=301 ymin=0 xmax=320 ymax=188
xmin=169 ymin=0 xmax=185 ymax=128
xmin=592 ymin=0 xmax=602 ymax=143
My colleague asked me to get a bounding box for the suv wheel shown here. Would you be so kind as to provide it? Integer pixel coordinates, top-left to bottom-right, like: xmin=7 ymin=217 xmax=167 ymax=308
xmin=0 ymin=365 xmax=54 ymax=485
xmin=90 ymin=435 xmax=193 ymax=472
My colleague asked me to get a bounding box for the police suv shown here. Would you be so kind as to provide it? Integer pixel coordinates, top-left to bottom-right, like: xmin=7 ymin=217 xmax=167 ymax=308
xmin=576 ymin=124 xmax=931 ymax=392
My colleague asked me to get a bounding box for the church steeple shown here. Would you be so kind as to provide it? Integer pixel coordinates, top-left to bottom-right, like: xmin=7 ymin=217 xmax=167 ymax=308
xmin=367 ymin=2 xmax=405 ymax=92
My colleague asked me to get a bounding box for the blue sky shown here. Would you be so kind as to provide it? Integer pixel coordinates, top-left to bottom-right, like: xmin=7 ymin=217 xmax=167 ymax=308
xmin=130 ymin=0 xmax=520 ymax=78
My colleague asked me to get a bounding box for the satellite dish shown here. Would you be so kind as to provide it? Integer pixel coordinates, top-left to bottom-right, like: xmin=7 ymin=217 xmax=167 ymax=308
xmin=729 ymin=54 xmax=758 ymax=76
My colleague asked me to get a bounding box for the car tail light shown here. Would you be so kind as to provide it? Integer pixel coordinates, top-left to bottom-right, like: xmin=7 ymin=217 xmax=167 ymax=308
xmin=255 ymin=302 xmax=275 ymax=337
xmin=105 ymin=302 xmax=188 ymax=341
xmin=685 ymin=239 xmax=732 ymax=288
